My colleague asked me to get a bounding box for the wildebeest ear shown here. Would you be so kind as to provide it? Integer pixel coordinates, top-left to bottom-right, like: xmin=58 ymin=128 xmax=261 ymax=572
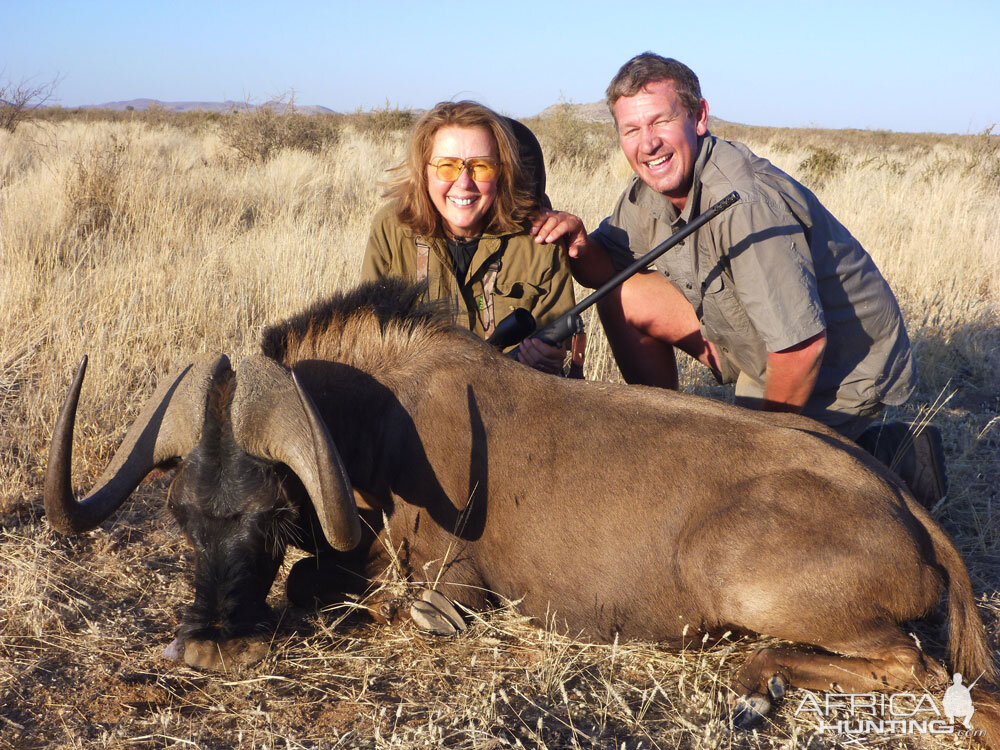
xmin=44 ymin=353 xmax=230 ymax=534
xmin=229 ymin=355 xmax=361 ymax=551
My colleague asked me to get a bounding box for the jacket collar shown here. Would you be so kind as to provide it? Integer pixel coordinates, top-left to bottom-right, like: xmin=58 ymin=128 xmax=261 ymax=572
xmin=426 ymin=227 xmax=510 ymax=284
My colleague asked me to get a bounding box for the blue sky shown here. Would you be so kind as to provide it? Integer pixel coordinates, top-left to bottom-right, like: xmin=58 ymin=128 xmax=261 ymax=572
xmin=3 ymin=0 xmax=998 ymax=134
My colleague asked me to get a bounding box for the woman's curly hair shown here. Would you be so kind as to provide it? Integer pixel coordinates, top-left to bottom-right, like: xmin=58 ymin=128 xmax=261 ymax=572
xmin=380 ymin=100 xmax=538 ymax=236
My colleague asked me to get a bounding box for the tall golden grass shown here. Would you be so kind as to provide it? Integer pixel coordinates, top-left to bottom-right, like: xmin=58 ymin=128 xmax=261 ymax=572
xmin=1 ymin=111 xmax=998 ymax=748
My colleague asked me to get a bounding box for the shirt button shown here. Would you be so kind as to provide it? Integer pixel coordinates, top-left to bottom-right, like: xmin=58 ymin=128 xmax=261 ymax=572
xmin=685 ymin=282 xmax=693 ymax=290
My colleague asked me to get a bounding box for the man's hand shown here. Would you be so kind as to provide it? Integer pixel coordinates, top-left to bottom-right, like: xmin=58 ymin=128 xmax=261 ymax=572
xmin=517 ymin=336 xmax=566 ymax=374
xmin=761 ymin=331 xmax=827 ymax=412
xmin=530 ymin=210 xmax=589 ymax=258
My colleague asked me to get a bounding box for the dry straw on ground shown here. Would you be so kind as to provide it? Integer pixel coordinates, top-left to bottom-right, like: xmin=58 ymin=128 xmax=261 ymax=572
xmin=1 ymin=108 xmax=998 ymax=749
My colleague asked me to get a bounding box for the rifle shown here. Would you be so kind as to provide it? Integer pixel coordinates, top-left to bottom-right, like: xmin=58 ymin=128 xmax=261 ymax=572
xmin=487 ymin=190 xmax=740 ymax=352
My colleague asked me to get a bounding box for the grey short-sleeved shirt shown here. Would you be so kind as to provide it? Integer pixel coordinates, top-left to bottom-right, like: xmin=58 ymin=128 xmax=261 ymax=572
xmin=591 ymin=135 xmax=915 ymax=420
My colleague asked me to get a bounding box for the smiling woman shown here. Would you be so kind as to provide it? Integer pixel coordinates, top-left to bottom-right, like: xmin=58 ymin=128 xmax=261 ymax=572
xmin=360 ymin=100 xmax=579 ymax=375
xmin=425 ymin=128 xmax=499 ymax=238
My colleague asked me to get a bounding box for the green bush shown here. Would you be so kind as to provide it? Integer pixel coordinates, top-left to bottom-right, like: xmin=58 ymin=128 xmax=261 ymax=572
xmin=525 ymin=104 xmax=616 ymax=171
xmin=965 ymin=124 xmax=999 ymax=189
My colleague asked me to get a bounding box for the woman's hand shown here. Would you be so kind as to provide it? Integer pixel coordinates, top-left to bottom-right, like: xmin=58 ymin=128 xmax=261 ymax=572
xmin=517 ymin=336 xmax=567 ymax=374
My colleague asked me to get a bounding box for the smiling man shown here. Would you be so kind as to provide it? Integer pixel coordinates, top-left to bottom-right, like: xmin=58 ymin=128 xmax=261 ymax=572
xmin=532 ymin=52 xmax=946 ymax=506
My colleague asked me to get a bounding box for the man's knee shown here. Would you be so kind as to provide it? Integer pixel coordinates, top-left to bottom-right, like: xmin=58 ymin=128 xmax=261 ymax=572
xmin=616 ymin=273 xmax=700 ymax=343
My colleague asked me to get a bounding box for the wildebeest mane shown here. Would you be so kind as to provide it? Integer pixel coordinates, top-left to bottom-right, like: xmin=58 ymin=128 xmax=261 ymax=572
xmin=260 ymin=278 xmax=462 ymax=370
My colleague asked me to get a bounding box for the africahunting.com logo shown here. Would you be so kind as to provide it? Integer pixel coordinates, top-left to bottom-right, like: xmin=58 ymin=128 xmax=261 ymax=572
xmin=795 ymin=673 xmax=984 ymax=737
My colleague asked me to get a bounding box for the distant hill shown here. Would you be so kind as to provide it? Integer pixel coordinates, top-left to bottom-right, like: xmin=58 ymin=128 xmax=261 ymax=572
xmin=76 ymin=97 xmax=732 ymax=125
xmin=535 ymin=100 xmax=732 ymax=129
xmin=90 ymin=98 xmax=337 ymax=115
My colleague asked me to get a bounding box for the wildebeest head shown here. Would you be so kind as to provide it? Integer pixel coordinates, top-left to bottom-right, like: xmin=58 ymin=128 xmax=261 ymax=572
xmin=43 ymin=353 xmax=361 ymax=668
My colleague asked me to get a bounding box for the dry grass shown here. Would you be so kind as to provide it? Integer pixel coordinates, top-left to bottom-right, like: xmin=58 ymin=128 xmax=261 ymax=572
xmin=1 ymin=111 xmax=998 ymax=748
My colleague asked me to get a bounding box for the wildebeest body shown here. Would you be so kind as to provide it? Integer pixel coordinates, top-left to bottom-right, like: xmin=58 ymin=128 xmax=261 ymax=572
xmin=263 ymin=285 xmax=947 ymax=647
xmin=46 ymin=278 xmax=997 ymax=738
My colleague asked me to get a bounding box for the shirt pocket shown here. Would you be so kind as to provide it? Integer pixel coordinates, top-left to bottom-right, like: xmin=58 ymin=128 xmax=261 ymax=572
xmin=698 ymin=272 xmax=765 ymax=378
xmin=699 ymin=273 xmax=752 ymax=338
xmin=492 ymin=277 xmax=543 ymax=325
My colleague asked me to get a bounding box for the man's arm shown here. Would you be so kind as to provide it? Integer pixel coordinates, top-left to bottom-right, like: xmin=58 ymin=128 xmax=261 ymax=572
xmin=713 ymin=189 xmax=829 ymax=413
xmin=761 ymin=331 xmax=827 ymax=412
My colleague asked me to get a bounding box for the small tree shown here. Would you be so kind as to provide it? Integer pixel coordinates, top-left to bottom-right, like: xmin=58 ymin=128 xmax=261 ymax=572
xmin=360 ymin=100 xmax=414 ymax=139
xmin=219 ymin=92 xmax=338 ymax=163
xmin=0 ymin=73 xmax=62 ymax=132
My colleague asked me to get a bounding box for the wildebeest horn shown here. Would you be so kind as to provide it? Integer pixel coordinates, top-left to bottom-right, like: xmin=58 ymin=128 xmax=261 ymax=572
xmin=229 ymin=355 xmax=361 ymax=551
xmin=44 ymin=354 xmax=231 ymax=534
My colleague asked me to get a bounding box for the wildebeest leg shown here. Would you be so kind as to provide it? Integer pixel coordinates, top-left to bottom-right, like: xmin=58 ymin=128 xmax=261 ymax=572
xmin=286 ymin=507 xmax=382 ymax=608
xmin=410 ymin=589 xmax=468 ymax=635
xmin=285 ymin=553 xmax=371 ymax=608
xmin=285 ymin=552 xmax=458 ymax=634
xmin=732 ymin=626 xmax=949 ymax=728
xmin=364 ymin=546 xmax=471 ymax=635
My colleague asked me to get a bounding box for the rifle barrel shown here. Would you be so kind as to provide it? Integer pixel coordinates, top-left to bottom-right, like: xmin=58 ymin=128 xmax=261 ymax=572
xmin=565 ymin=190 xmax=738 ymax=321
xmin=533 ymin=190 xmax=740 ymax=346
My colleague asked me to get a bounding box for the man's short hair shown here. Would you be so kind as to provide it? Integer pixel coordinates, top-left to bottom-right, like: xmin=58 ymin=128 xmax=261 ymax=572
xmin=605 ymin=53 xmax=703 ymax=123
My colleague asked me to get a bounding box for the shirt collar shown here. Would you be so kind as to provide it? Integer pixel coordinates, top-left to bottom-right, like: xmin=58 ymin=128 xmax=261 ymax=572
xmin=680 ymin=134 xmax=713 ymax=224
xmin=435 ymin=232 xmax=504 ymax=284
xmin=627 ymin=134 xmax=714 ymax=227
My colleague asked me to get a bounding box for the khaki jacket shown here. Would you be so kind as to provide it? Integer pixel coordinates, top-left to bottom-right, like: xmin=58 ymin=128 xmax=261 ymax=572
xmin=362 ymin=204 xmax=575 ymax=345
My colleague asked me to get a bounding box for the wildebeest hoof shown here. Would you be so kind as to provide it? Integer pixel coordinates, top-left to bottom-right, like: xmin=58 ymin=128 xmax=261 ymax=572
xmin=732 ymin=693 xmax=771 ymax=729
xmin=179 ymin=637 xmax=269 ymax=671
xmin=420 ymin=589 xmax=466 ymax=632
xmin=410 ymin=600 xmax=460 ymax=636
xmin=767 ymin=674 xmax=787 ymax=699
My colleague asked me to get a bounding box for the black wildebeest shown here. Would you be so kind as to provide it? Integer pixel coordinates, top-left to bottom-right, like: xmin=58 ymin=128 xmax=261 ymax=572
xmin=44 ymin=279 xmax=999 ymax=736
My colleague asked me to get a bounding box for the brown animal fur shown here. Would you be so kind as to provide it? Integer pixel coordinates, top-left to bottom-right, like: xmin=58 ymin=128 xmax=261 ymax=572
xmin=264 ymin=278 xmax=996 ymax=736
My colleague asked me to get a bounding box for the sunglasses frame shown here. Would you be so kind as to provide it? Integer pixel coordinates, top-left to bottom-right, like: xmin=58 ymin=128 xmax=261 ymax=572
xmin=427 ymin=157 xmax=500 ymax=182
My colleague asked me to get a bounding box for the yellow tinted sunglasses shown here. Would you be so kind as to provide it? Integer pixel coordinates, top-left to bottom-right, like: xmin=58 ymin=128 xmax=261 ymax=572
xmin=427 ymin=157 xmax=500 ymax=182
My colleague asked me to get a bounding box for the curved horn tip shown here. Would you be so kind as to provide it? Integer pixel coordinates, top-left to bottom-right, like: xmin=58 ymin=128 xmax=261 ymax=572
xmin=289 ymin=370 xmax=360 ymax=552
xmin=44 ymin=353 xmax=215 ymax=536
xmin=44 ymin=356 xmax=93 ymax=534
xmin=68 ymin=354 xmax=89 ymax=394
